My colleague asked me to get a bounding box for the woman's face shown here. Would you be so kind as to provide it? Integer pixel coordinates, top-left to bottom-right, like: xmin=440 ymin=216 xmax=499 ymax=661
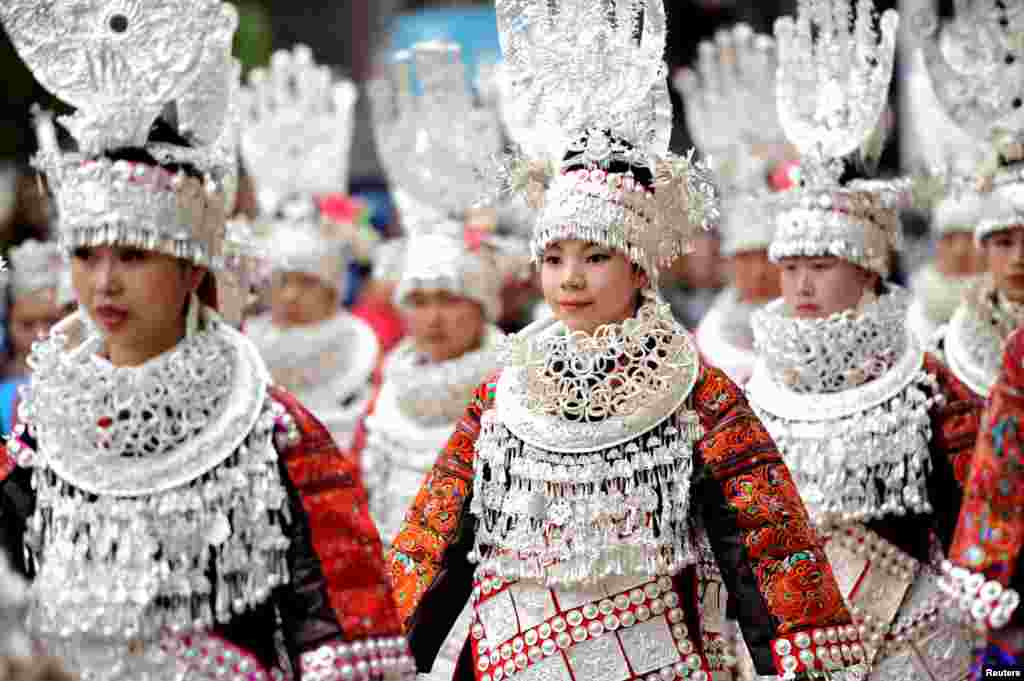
xmin=731 ymin=249 xmax=781 ymax=305
xmin=780 ymin=256 xmax=878 ymax=319
xmin=985 ymin=227 xmax=1024 ymax=303
xmin=270 ymin=271 xmax=340 ymax=328
xmin=540 ymin=240 xmax=648 ymax=335
xmin=936 ymin=232 xmax=985 ymax=278
xmin=8 ymin=289 xmax=63 ymax=366
xmin=404 ymin=289 xmax=486 ymax=363
xmin=71 ymin=245 xmax=205 ymax=367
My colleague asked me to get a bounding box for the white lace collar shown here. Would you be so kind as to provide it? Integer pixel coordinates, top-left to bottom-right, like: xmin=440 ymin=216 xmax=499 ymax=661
xmin=18 ymin=308 xmax=269 ymax=496
xmin=380 ymin=325 xmax=502 ymax=427
xmin=945 ymin=277 xmax=1024 ymax=397
xmin=247 ymin=311 xmax=379 ymax=403
xmin=496 ymin=297 xmax=702 ymax=452
xmin=695 ymin=287 xmax=758 ymax=384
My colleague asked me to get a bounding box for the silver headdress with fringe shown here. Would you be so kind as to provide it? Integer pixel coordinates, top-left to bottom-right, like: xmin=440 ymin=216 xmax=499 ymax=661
xmin=913 ymin=0 xmax=1024 ymax=243
xmin=770 ymin=0 xmax=905 ymax=277
xmin=1 ymin=0 xmax=241 ymax=270
xmin=480 ymin=0 xmax=719 ymax=281
xmin=676 ymin=23 xmax=789 ymax=257
xmin=238 ymin=45 xmax=374 ymax=292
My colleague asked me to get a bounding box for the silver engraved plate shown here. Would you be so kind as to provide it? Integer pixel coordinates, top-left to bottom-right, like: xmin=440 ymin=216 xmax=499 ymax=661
xmin=512 ymin=584 xmax=557 ymax=631
xmin=517 ymin=655 xmax=574 ymax=681
xmin=917 ymin=625 xmax=973 ymax=681
xmin=478 ymin=589 xmax=519 ymax=649
xmin=870 ymin=650 xmax=929 ymax=681
xmin=565 ymin=635 xmax=632 ymax=681
xmin=619 ymin=617 xmax=683 ymax=675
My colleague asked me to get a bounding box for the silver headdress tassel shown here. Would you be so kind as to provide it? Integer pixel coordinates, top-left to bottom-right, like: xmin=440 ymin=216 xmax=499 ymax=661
xmin=239 ymin=45 xmax=375 ymax=293
xmin=369 ymin=41 xmax=511 ymax=316
xmin=676 ymin=23 xmax=791 ymax=257
xmin=1 ymin=0 xmax=241 ymax=270
xmin=770 ymin=0 xmax=906 ymax=277
xmin=481 ymin=0 xmax=719 ymax=281
xmin=914 ymin=1 xmax=1024 ymax=244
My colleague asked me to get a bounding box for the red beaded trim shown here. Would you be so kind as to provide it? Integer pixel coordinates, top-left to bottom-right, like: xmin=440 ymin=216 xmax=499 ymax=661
xmin=168 ymin=632 xmax=283 ymax=681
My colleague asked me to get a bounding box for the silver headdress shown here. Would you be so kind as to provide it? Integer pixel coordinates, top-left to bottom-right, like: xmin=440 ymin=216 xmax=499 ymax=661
xmin=240 ymin=45 xmax=375 ymax=291
xmin=676 ymin=24 xmax=788 ymax=256
xmin=393 ymin=221 xmax=504 ymax=322
xmin=481 ymin=0 xmax=719 ymax=280
xmin=1 ymin=0 xmax=241 ymax=270
xmin=6 ymin=239 xmax=64 ymax=299
xmin=770 ymin=0 xmax=904 ymax=276
xmin=913 ymin=1 xmax=1024 ymax=243
xmin=932 ymin=191 xmax=985 ymax=236
xmin=370 ymin=41 xmax=503 ymax=227
xmin=369 ymin=41 xmax=509 ymax=313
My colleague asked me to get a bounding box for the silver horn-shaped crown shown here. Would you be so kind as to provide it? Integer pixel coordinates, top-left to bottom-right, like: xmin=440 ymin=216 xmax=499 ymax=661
xmin=912 ymin=0 xmax=1024 ymax=143
xmin=369 ymin=41 xmax=503 ymax=222
xmin=774 ymin=0 xmax=899 ymax=188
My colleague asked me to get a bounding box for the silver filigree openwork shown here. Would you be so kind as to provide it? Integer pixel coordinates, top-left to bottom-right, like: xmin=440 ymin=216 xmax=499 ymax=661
xmin=747 ymin=288 xmax=938 ymax=527
xmin=369 ymin=41 xmax=503 ymax=220
xmin=503 ymin=296 xmax=699 ymax=424
xmin=0 ymin=0 xmax=238 ymax=154
xmin=774 ymin=0 xmax=899 ymax=187
xmin=240 ymin=45 xmax=359 ymax=215
xmin=495 ymin=0 xmax=667 ymax=146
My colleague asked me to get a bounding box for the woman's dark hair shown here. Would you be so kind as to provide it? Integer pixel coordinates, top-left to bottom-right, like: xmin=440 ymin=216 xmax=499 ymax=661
xmin=104 ymin=119 xmax=202 ymax=180
xmin=561 ymin=130 xmax=655 ymax=188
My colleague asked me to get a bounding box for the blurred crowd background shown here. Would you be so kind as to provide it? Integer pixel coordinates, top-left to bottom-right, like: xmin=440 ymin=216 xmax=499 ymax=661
xmin=0 ymin=0 xmax=961 ymax=326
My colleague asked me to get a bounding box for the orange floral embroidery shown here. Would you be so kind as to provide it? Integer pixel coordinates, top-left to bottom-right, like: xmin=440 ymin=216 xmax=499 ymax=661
xmin=693 ymin=365 xmax=850 ymax=636
xmin=386 ymin=372 xmax=498 ymax=627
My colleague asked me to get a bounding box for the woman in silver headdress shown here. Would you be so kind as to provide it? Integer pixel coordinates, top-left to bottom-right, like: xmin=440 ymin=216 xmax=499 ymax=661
xmin=745 ymin=3 xmax=981 ymax=680
xmin=385 ymin=3 xmax=865 ymax=681
xmin=0 ymin=4 xmax=414 ymax=680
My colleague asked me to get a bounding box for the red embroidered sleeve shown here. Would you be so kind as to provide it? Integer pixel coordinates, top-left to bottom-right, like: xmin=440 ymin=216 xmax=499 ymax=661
xmin=945 ymin=331 xmax=1024 ymax=630
xmin=692 ymin=365 xmax=855 ymax=674
xmin=924 ymin=353 xmax=983 ymax=487
xmin=386 ymin=371 xmax=499 ymax=628
xmin=271 ymin=385 xmax=403 ymax=640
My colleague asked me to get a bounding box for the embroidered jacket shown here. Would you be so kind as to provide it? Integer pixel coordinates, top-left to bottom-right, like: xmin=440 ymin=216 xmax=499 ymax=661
xmin=388 ymin=363 xmax=858 ymax=681
xmin=943 ymin=327 xmax=1024 ymax=671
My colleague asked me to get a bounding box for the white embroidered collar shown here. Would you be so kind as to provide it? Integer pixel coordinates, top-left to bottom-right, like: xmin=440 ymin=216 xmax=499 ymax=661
xmin=247 ymin=310 xmax=379 ymax=403
xmin=18 ymin=308 xmax=269 ymax=496
xmin=945 ymin=277 xmax=1024 ymax=397
xmin=381 ymin=325 xmax=502 ymax=427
